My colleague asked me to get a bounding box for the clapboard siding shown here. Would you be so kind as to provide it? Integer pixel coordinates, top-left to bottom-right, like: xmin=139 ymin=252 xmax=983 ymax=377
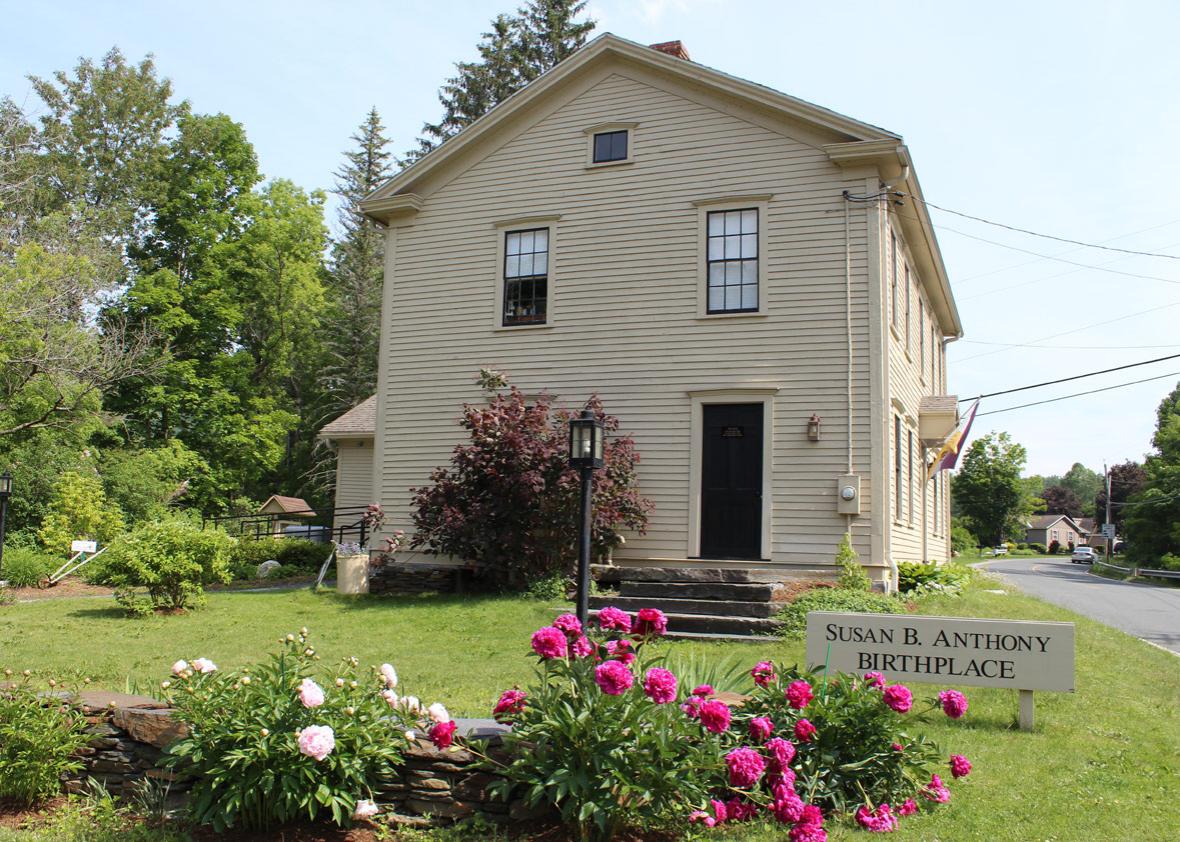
xmin=374 ymin=69 xmax=892 ymax=569
xmin=332 ymin=439 xmax=374 ymax=533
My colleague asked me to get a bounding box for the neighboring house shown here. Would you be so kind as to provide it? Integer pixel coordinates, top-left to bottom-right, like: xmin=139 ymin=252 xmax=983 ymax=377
xmin=1076 ymin=517 xmax=1096 ymax=538
xmin=323 ymin=34 xmax=964 ymax=586
xmin=317 ymin=396 xmax=376 ymax=534
xmin=1025 ymin=514 xmax=1088 ymax=549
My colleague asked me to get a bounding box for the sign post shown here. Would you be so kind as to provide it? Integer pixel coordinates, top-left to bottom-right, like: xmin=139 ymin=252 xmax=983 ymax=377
xmin=806 ymin=612 xmax=1076 ymax=732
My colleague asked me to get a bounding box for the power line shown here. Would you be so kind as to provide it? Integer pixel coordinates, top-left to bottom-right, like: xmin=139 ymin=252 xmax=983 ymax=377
xmin=961 ymin=353 xmax=1180 ymax=403
xmin=916 ymin=199 xmax=1180 ymax=260
xmin=976 ymin=371 xmax=1180 ymax=417
xmin=959 ymin=340 xmax=1180 ymax=351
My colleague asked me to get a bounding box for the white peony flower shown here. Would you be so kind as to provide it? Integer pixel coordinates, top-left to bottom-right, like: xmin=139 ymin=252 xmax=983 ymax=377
xmin=192 ymin=658 xmax=217 ymax=673
xmin=380 ymin=663 xmax=398 ymax=688
xmin=171 ymin=660 xmax=188 ymax=675
xmin=352 ymin=799 xmax=379 ymax=819
xmin=427 ymin=702 xmax=451 ymax=724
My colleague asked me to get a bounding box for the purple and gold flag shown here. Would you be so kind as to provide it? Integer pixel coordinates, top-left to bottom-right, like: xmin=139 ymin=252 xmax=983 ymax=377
xmin=928 ymin=400 xmax=979 ymax=479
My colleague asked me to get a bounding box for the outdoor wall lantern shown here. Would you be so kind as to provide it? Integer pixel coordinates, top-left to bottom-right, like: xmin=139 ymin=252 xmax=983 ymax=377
xmin=568 ymin=409 xmax=604 ymax=624
xmin=0 ymin=470 xmax=12 ymax=582
xmin=807 ymin=414 xmax=822 ymax=442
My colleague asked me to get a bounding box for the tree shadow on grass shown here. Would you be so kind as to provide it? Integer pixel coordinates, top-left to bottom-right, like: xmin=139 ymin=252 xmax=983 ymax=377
xmin=312 ymin=589 xmax=524 ymax=613
xmin=63 ymin=604 xmax=130 ymax=620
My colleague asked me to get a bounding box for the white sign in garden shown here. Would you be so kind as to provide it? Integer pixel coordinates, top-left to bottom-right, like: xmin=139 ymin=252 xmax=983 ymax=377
xmin=806 ymin=612 xmax=1075 ymax=730
xmin=70 ymin=539 xmax=98 ymax=554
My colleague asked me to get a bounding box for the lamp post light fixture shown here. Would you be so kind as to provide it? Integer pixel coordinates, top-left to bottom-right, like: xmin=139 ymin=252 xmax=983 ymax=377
xmin=568 ymin=409 xmax=605 ymax=625
xmin=0 ymin=471 xmax=12 ymax=583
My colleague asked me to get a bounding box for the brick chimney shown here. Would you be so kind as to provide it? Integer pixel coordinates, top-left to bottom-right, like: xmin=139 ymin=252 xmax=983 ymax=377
xmin=649 ymin=40 xmax=691 ymax=61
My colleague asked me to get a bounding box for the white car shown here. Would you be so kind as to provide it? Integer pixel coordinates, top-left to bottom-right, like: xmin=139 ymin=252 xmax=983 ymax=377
xmin=1071 ymin=546 xmax=1097 ymax=564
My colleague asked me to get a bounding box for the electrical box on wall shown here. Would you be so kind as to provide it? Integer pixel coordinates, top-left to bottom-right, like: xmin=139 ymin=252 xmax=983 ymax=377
xmin=836 ymin=474 xmax=861 ymax=515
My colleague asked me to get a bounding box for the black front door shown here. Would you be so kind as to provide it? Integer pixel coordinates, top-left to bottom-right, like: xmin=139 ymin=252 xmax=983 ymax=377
xmin=700 ymin=403 xmax=763 ymax=559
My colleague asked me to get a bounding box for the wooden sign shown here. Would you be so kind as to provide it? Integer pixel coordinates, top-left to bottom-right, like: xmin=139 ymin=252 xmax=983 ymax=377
xmin=806 ymin=612 xmax=1075 ymax=730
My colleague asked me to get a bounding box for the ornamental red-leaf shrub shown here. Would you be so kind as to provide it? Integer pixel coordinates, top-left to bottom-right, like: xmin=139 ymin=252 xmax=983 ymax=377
xmin=409 ymin=382 xmax=652 ymax=583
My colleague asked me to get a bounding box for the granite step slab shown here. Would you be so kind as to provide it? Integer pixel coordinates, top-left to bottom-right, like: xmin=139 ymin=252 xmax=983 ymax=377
xmin=618 ymin=581 xmax=780 ymax=601
xmin=589 ymin=595 xmax=778 ymax=619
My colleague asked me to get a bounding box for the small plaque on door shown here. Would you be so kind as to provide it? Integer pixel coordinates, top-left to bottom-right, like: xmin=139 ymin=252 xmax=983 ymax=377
xmin=721 ymin=426 xmax=744 ymax=438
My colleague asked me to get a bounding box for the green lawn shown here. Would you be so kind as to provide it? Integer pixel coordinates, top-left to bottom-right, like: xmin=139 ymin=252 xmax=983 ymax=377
xmin=1 ymin=578 xmax=1177 ymax=841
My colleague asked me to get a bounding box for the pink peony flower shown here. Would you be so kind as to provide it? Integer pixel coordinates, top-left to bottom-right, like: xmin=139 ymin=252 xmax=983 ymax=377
xmin=923 ymin=774 xmax=951 ymax=803
xmin=949 ymin=754 xmax=972 ymax=779
xmin=882 ymin=683 xmax=913 ymax=713
xmin=633 ymin=607 xmax=668 ymax=637
xmin=429 ymin=719 xmax=458 ymax=749
xmin=892 ymin=742 xmax=905 ymax=752
xmin=603 ymin=639 xmax=635 ymax=665
xmin=897 ymin=798 xmax=918 ymax=817
xmin=352 ymin=799 xmax=379 ymax=819
xmin=530 ymin=626 xmax=568 ymax=659
xmin=171 ymin=660 xmax=188 ymax=676
xmin=493 ymin=688 xmax=527 ymax=721
xmin=698 ymin=699 xmax=732 ymax=733
xmin=690 ymin=799 xmax=728 ymax=827
xmin=771 ymin=788 xmax=805 ymax=823
xmin=643 ymin=668 xmax=678 ymax=704
xmin=552 ymin=613 xmax=583 ymax=637
xmin=297 ymin=725 xmax=335 ymax=761
xmin=726 ymin=746 xmax=767 ymax=788
xmin=939 ymin=689 xmax=969 ymax=719
xmin=790 ymin=804 xmax=827 ymax=842
xmin=863 ymin=671 xmax=885 ymax=688
xmin=766 ymin=736 xmax=796 ymax=771
xmin=380 ymin=688 xmax=398 ymax=707
xmin=770 ymin=767 xmax=797 ymax=794
xmin=785 ymin=680 xmax=814 ymax=710
xmin=597 ymin=606 xmax=632 ymax=633
xmin=794 ymin=718 xmax=817 ymax=742
xmin=691 ymin=684 xmax=714 ymax=696
xmin=688 ymin=809 xmax=716 ymax=828
xmin=427 ymin=702 xmax=450 ymax=724
xmin=680 ymin=694 xmax=704 ymax=719
xmin=725 ymin=797 xmax=759 ymax=821
xmin=855 ymin=803 xmax=899 ymax=833
xmin=751 ymin=660 xmax=777 ymax=687
xmin=191 ymin=658 xmax=217 ymax=673
xmin=594 ymin=660 xmax=634 ymax=695
xmin=298 ymin=678 xmax=325 ymax=708
xmin=748 ymin=715 xmax=774 ymax=742
xmin=380 ymin=663 xmax=398 ymax=688
xmin=571 ymin=635 xmax=595 ymax=658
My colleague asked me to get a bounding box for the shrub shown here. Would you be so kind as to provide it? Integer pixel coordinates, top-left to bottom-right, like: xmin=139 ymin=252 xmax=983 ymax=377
xmin=1048 ymin=540 xmax=1061 ymax=554
xmin=897 ymin=561 xmax=970 ymax=596
xmin=162 ymin=630 xmax=435 ymax=831
xmin=950 ymin=522 xmax=977 ymax=555
xmin=835 ymin=532 xmax=871 ymax=592
xmin=778 ymin=588 xmax=903 ymax=639
xmin=37 ymin=471 xmax=125 ymax=556
xmin=410 ymin=374 xmax=653 ymax=584
xmin=102 ymin=518 xmax=234 ymax=613
xmin=487 ymin=610 xmax=721 ymax=841
xmin=523 ymin=570 xmax=570 ymax=601
xmin=0 ymin=678 xmax=90 ymax=805
xmin=1 ymin=545 xmax=57 ymax=588
xmin=1029 ymin=542 xmax=1048 ymax=554
xmin=727 ymin=664 xmax=972 ymax=819
xmin=228 ymin=538 xmax=328 ymax=579
xmin=1016 ymin=542 xmax=1029 ymax=550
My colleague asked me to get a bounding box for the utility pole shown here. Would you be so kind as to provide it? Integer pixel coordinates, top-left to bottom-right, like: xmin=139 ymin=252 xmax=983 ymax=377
xmin=1104 ymin=463 xmax=1112 ymax=564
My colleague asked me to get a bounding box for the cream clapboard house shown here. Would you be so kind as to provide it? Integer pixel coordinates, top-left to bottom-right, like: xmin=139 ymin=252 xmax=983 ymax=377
xmin=319 ymin=34 xmax=963 ymax=586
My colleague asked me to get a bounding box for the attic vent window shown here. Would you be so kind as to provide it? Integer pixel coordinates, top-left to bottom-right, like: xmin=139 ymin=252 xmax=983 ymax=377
xmin=592 ymin=130 xmax=628 ymax=163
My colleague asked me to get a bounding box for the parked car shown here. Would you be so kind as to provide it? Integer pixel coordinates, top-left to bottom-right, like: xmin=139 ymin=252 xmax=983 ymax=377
xmin=1071 ymin=546 xmax=1097 ymax=564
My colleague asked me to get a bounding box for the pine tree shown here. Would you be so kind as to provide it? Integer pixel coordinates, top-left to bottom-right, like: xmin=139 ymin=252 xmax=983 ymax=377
xmin=408 ymin=0 xmax=595 ymax=160
xmin=321 ymin=108 xmax=393 ymax=415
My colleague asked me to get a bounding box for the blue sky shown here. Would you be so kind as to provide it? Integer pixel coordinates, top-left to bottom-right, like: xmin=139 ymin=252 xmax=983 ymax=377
xmin=5 ymin=0 xmax=1179 ymax=476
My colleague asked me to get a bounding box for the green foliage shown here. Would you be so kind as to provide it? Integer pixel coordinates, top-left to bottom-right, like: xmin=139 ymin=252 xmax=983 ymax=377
xmin=37 ymin=470 xmax=125 ymax=555
xmin=491 ymin=621 xmax=719 ymax=841
xmin=952 ymin=432 xmax=1041 ymax=545
xmin=0 ymin=679 xmax=90 ymax=805
xmin=1029 ymin=542 xmax=1048 ymax=554
xmin=101 ymin=517 xmax=233 ymax=613
xmin=0 ymin=785 xmax=190 ymax=842
xmin=228 ymin=537 xmax=329 ymax=579
xmin=98 ymin=440 xmax=211 ymax=524
xmin=778 ymin=588 xmax=904 ymax=639
xmin=1 ymin=545 xmax=57 ymax=587
xmin=162 ymin=631 xmax=419 ymax=831
xmin=897 ymin=561 xmax=971 ymax=596
xmin=950 ymin=518 xmax=978 ymax=554
xmin=523 ymin=570 xmax=571 ymax=601
xmin=663 ymin=651 xmax=749 ymax=696
xmin=734 ymin=667 xmax=959 ymax=816
xmin=835 ymin=532 xmax=871 ymax=591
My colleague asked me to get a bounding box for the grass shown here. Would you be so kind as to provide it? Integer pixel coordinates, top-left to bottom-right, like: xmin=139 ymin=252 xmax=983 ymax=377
xmin=1 ymin=576 xmax=1178 ymax=840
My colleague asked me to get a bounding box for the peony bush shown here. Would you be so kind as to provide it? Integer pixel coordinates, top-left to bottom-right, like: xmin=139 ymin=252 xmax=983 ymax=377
xmin=161 ymin=629 xmax=450 ymax=831
xmin=0 ymin=673 xmax=90 ymax=805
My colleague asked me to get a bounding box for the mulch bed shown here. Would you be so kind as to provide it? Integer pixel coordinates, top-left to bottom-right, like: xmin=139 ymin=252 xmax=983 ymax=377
xmin=3 ymin=579 xmax=113 ymax=601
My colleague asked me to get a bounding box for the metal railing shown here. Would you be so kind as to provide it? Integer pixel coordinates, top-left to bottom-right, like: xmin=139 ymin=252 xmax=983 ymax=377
xmin=1094 ymin=559 xmax=1180 ymax=580
xmin=202 ymin=505 xmax=373 ymax=545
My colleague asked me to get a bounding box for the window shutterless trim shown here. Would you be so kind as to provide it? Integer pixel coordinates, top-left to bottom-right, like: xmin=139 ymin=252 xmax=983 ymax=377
xmin=592 ymin=130 xmax=628 ymax=163
xmin=501 ymin=227 xmax=551 ymax=327
xmin=584 ymin=122 xmax=638 ymax=168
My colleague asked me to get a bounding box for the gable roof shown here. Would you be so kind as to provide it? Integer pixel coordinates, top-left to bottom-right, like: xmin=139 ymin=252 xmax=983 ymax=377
xmin=359 ymin=32 xmax=961 ymax=338
xmin=1027 ymin=514 xmax=1084 ymax=532
xmin=258 ymin=495 xmax=315 ymax=517
xmin=319 ymin=396 xmax=376 ymax=438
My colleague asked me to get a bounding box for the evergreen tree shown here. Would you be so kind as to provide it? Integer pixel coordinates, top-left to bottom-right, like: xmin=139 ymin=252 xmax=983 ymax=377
xmin=409 ymin=0 xmax=595 ymax=159
xmin=321 ymin=108 xmax=393 ymax=414
xmin=1124 ymin=384 xmax=1180 ymax=562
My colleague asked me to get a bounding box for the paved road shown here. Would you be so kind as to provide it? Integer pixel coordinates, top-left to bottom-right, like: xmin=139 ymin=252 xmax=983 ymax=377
xmin=981 ymin=556 xmax=1180 ymax=654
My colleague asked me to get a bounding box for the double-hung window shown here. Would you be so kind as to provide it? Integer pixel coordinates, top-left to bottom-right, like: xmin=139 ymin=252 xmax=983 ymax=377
xmin=907 ymin=428 xmax=915 ymax=525
xmin=706 ymin=208 xmax=759 ymax=313
xmin=889 ymin=231 xmax=898 ymax=330
xmin=895 ymin=415 xmax=903 ymax=521
xmin=503 ymin=228 xmax=549 ymax=326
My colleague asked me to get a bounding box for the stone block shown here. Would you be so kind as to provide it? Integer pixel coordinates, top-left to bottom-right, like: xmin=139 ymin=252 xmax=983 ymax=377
xmin=411 ymin=777 xmax=451 ymax=792
xmin=111 ymin=707 xmax=187 ymax=749
xmin=77 ymin=690 xmax=166 ymax=714
xmin=405 ymin=798 xmax=476 ymax=820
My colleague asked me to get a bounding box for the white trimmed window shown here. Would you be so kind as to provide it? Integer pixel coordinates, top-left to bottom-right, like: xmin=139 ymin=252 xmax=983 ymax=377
xmin=706 ymin=208 xmax=759 ymax=314
xmin=503 ymin=228 xmax=550 ymax=326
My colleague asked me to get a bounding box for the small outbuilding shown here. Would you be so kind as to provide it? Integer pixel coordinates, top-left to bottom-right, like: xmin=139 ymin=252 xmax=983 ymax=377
xmin=257 ymin=495 xmax=316 ymax=536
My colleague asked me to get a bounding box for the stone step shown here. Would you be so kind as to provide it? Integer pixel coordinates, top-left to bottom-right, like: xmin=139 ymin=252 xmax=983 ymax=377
xmin=592 ymin=609 xmax=782 ymax=637
xmin=589 ymin=595 xmax=778 ymax=619
xmin=663 ymin=630 xmax=779 ymax=643
xmin=594 ymin=566 xmax=791 ymax=585
xmin=618 ymin=581 xmax=780 ymax=601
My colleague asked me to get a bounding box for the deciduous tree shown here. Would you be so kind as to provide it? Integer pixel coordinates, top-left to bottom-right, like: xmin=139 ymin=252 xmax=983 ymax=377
xmin=952 ymin=432 xmax=1040 ymax=546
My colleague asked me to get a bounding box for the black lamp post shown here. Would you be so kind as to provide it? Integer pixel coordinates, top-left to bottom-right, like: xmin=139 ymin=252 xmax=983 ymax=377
xmin=0 ymin=471 xmax=12 ymax=582
xmin=569 ymin=409 xmax=604 ymax=625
